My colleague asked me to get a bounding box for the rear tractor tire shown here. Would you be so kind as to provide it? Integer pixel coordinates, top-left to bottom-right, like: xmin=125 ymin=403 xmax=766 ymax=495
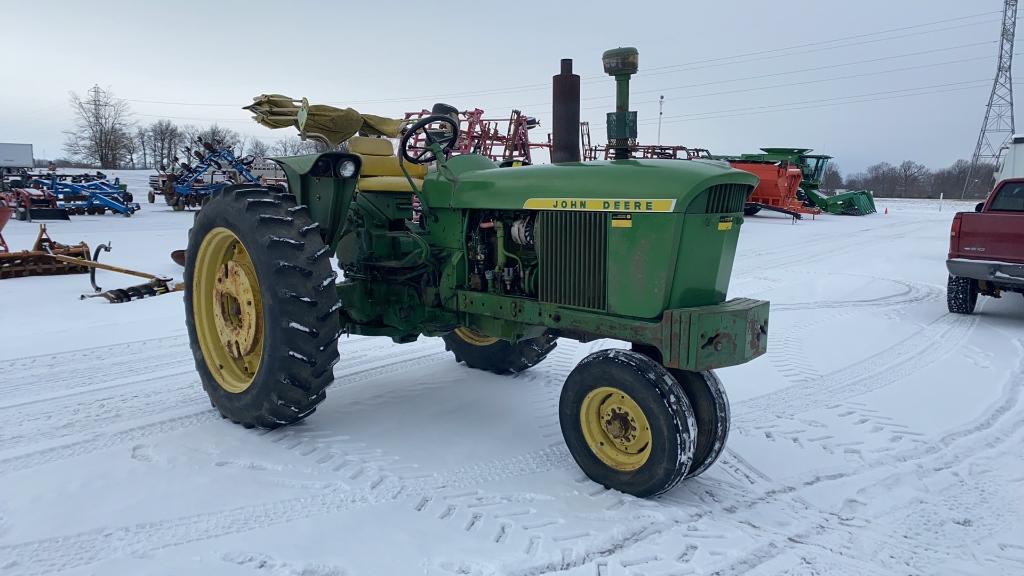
xmin=442 ymin=327 xmax=556 ymax=374
xmin=947 ymin=275 xmax=978 ymax=315
xmin=184 ymin=184 xmax=342 ymax=428
xmin=559 ymin=349 xmax=698 ymax=497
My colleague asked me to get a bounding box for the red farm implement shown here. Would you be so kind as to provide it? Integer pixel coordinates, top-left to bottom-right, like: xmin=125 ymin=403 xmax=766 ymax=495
xmin=579 ymin=121 xmax=711 ymax=162
xmin=728 ymin=160 xmax=821 ymax=219
xmin=0 ymin=224 xmax=90 ymax=279
xmin=0 ymin=199 xmax=11 ymax=252
xmin=0 ymin=178 xmax=70 ymax=221
xmin=404 ymin=107 xmax=551 ymax=164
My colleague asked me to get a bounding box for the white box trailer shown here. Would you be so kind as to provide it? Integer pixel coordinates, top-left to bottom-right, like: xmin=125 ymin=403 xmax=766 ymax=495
xmin=0 ymin=143 xmax=33 ymax=169
xmin=995 ymin=135 xmax=1024 ymax=183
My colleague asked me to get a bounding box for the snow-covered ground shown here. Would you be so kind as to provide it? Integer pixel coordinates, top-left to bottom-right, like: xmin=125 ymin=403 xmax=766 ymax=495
xmin=1 ymin=171 xmax=1022 ymax=575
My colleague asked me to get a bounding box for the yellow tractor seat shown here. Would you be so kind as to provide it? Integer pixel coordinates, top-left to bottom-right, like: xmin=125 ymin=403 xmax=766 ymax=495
xmin=349 ymin=136 xmax=427 ymax=191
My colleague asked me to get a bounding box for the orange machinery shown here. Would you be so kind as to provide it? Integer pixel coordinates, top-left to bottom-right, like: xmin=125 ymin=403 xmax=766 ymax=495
xmin=729 ymin=160 xmax=821 ymax=219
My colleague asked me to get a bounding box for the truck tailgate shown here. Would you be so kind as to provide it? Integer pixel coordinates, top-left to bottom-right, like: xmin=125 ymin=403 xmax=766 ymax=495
xmin=957 ymin=212 xmax=1024 ymax=264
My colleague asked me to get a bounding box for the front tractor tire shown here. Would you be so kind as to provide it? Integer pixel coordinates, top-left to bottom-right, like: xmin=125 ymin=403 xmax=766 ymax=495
xmin=184 ymin=185 xmax=341 ymax=428
xmin=442 ymin=327 xmax=556 ymax=374
xmin=670 ymin=369 xmax=730 ymax=479
xmin=947 ymin=275 xmax=978 ymax=315
xmin=560 ymin=349 xmax=698 ymax=497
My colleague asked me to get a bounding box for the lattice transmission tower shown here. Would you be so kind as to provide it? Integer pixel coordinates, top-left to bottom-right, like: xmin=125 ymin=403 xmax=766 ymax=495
xmin=963 ymin=0 xmax=1018 ymax=197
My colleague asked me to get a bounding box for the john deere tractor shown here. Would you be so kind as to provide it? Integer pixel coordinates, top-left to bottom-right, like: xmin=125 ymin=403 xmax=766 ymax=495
xmin=184 ymin=48 xmax=770 ymax=497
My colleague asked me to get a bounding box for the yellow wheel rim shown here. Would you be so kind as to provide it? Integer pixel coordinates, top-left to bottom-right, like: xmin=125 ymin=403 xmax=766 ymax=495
xmin=579 ymin=386 xmax=652 ymax=471
xmin=453 ymin=326 xmax=500 ymax=347
xmin=193 ymin=227 xmax=264 ymax=393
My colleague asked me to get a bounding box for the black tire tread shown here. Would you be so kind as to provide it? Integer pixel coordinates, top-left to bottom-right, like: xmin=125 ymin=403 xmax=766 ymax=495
xmin=947 ymin=274 xmax=978 ymax=315
xmin=184 ymin=184 xmax=341 ymax=429
xmin=671 ymin=369 xmax=730 ymax=479
xmin=442 ymin=331 xmax=557 ymax=374
xmin=560 ymin=349 xmax=698 ymax=498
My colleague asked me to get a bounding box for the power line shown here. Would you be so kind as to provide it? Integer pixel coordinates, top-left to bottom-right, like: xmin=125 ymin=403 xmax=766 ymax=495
xmin=121 ymin=11 xmax=1004 ymax=110
xmin=642 ymin=16 xmax=1003 ymax=75
xmin=642 ymin=78 xmax=991 ymax=123
xmin=645 ymin=84 xmax=999 ymax=125
xmin=628 ymin=42 xmax=994 ymax=99
xmin=584 ymin=52 xmax=1004 ymax=112
xmin=632 ymin=79 xmax=995 ymax=126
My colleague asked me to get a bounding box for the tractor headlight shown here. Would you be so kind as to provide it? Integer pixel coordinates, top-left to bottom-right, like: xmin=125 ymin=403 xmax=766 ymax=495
xmin=336 ymin=160 xmax=357 ymax=178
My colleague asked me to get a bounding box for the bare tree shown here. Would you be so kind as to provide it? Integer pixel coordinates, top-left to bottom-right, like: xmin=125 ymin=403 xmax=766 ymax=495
xmin=148 ymin=119 xmax=181 ymax=169
xmin=196 ymin=124 xmax=242 ymax=149
xmin=895 ymin=160 xmax=928 ymax=198
xmin=271 ymin=136 xmax=320 ymax=156
xmin=246 ymin=138 xmax=270 ymax=159
xmin=63 ymin=85 xmax=134 ymax=168
xmin=848 ymin=162 xmax=900 ymax=197
xmin=122 ymin=130 xmax=139 ymax=168
xmin=821 ymin=162 xmax=843 ymax=193
xmin=135 ymin=126 xmax=150 ymax=168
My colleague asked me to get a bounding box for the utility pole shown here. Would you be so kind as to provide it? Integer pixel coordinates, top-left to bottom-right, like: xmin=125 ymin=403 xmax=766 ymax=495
xmin=657 ymin=95 xmax=664 ymax=145
xmin=963 ymin=0 xmax=1017 ymax=198
xmin=86 ymin=85 xmax=105 ymax=166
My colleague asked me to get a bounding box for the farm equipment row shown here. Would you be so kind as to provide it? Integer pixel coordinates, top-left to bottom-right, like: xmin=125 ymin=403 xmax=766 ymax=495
xmin=152 ymin=138 xmax=263 ymax=210
xmin=1 ymin=171 xmax=139 ymax=220
xmin=404 ymin=107 xmax=552 ymax=165
xmin=722 ymin=148 xmax=877 ymax=217
xmin=581 ymin=127 xmax=875 ymax=220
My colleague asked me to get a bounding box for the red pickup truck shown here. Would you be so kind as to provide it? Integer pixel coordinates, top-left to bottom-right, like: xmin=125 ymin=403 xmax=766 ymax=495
xmin=947 ymin=178 xmax=1024 ymax=314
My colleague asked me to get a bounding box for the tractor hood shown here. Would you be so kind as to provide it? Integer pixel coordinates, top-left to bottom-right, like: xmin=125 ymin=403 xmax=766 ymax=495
xmin=423 ymin=156 xmax=758 ymax=213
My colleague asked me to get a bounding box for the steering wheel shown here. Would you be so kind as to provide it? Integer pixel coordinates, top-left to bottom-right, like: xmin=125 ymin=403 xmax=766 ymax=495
xmin=400 ymin=115 xmax=460 ymax=164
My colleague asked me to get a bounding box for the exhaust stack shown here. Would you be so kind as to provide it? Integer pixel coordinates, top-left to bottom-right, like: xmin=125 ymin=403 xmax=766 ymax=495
xmin=551 ymin=58 xmax=581 ymax=163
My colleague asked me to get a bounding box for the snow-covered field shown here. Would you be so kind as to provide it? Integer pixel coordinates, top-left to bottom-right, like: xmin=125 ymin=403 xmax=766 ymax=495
xmin=1 ymin=171 xmax=1022 ymax=575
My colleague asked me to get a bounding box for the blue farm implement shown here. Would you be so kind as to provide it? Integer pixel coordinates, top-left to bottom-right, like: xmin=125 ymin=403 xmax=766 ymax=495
xmin=30 ymin=173 xmax=140 ymax=217
xmin=161 ymin=139 xmax=261 ymax=211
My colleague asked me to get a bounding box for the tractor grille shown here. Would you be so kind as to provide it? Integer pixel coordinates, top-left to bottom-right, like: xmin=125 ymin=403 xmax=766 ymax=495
xmin=693 ymin=183 xmax=750 ymax=213
xmin=537 ymin=211 xmax=608 ymax=311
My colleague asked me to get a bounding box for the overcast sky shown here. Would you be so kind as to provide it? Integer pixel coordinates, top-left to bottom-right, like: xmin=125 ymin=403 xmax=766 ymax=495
xmin=0 ymin=0 xmax=1011 ymax=174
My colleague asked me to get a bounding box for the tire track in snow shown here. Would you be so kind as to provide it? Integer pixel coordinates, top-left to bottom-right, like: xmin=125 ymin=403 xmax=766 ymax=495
xmin=0 ymin=344 xmax=449 ymax=476
xmin=770 ymin=277 xmax=943 ymax=312
xmin=0 ymin=332 xmax=400 ymax=406
xmin=0 ymin=336 xmax=192 ymax=400
xmin=733 ymin=219 xmax=932 ymax=276
xmin=725 ymin=341 xmax=1024 ymax=575
xmin=734 ymin=312 xmax=978 ymax=426
xmin=0 ymin=446 xmax=572 ymax=576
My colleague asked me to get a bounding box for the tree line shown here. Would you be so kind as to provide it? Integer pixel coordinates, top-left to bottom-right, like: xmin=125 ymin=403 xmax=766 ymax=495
xmin=52 ymin=85 xmax=318 ymax=170
xmin=820 ymin=159 xmax=997 ymax=200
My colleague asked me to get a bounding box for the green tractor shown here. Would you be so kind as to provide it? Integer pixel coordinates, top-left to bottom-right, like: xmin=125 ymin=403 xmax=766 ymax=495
xmin=729 ymin=148 xmax=877 ymax=216
xmin=183 ymin=48 xmax=770 ymax=497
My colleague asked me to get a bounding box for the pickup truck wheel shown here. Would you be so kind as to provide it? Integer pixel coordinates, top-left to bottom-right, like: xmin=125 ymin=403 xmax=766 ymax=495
xmin=670 ymin=369 xmax=729 ymax=479
xmin=184 ymin=184 xmax=341 ymax=428
xmin=442 ymin=327 xmax=556 ymax=374
xmin=947 ymin=275 xmax=978 ymax=314
xmin=560 ymin=349 xmax=697 ymax=497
